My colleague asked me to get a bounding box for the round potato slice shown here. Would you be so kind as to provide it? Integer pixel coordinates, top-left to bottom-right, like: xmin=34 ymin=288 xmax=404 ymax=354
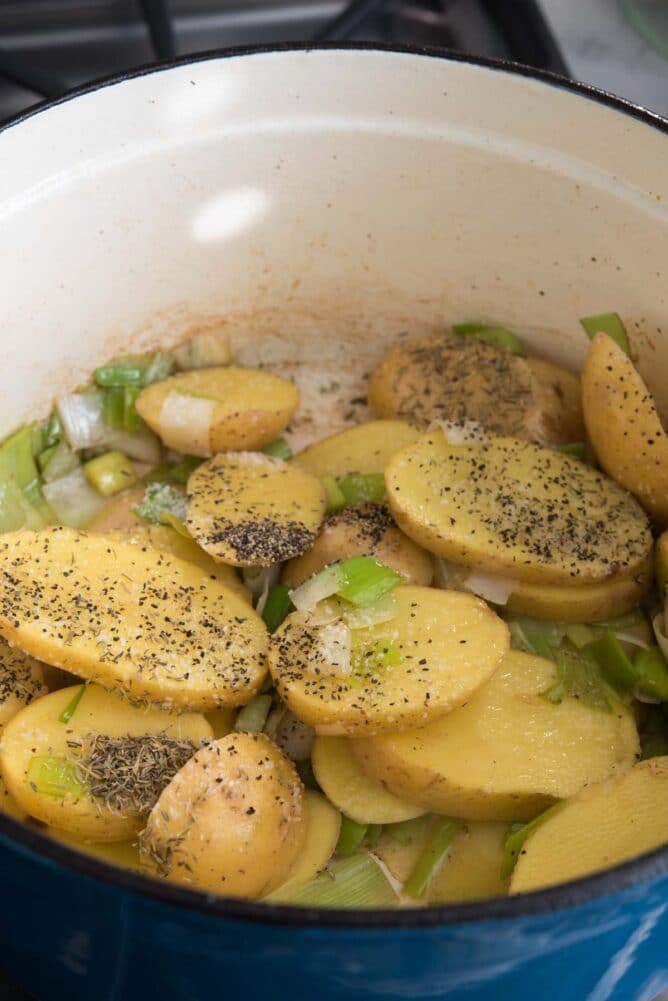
xmin=45 ymin=829 xmax=144 ymax=873
xmin=136 ymin=366 xmax=299 ymax=457
xmin=186 ymin=452 xmax=326 ymax=567
xmin=582 ymin=332 xmax=668 ymax=527
xmin=386 ymin=430 xmax=651 ymax=586
xmin=312 ymin=736 xmax=424 ymax=825
xmin=511 ymin=758 xmax=668 ymax=894
xmin=89 ymin=487 xmax=147 ymax=531
xmin=0 ymin=637 xmax=46 ymax=728
xmin=1 ymin=684 xmax=212 ymax=840
xmin=368 ymin=333 xmax=584 ymax=445
xmin=0 ymin=774 xmax=26 ymax=821
xmin=294 ymin=420 xmax=422 ymax=478
xmin=139 ymin=733 xmax=307 ymax=897
xmin=0 ymin=528 xmax=268 ymax=711
xmin=282 ymin=504 xmax=433 ymax=589
xmin=269 ymin=585 xmax=510 ymax=737
xmin=352 ymin=650 xmax=639 ymax=822
xmin=265 ymin=790 xmax=341 ymax=901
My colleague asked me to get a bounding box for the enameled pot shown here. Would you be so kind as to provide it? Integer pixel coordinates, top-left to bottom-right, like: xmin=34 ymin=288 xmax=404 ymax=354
xmin=0 ymin=45 xmax=667 ymax=1001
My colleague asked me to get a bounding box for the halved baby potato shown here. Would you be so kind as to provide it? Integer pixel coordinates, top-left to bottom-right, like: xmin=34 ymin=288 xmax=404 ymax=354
xmin=1 ymin=684 xmax=212 ymax=840
xmin=368 ymin=333 xmax=584 ymax=445
xmin=187 ymin=452 xmax=326 ymax=567
xmin=582 ymin=332 xmax=668 ymax=526
xmin=269 ymin=585 xmax=509 ymax=736
xmin=265 ymin=790 xmax=341 ymax=901
xmin=0 ymin=528 xmax=268 ymax=711
xmin=0 ymin=637 xmax=46 ymax=728
xmin=282 ymin=504 xmax=433 ymax=589
xmin=136 ymin=366 xmax=299 ymax=457
xmin=386 ymin=430 xmax=651 ymax=587
xmin=352 ymin=650 xmax=639 ymax=822
xmin=311 ymin=736 xmax=424 ymax=824
xmin=510 ymin=757 xmax=668 ymax=893
xmin=294 ymin=420 xmax=422 ymax=478
xmin=140 ymin=733 xmax=307 ymax=897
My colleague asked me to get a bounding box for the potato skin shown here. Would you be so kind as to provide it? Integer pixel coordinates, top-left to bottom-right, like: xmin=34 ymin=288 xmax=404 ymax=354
xmin=136 ymin=366 xmax=299 ymax=456
xmin=582 ymin=333 xmax=668 ymax=526
xmin=282 ymin=504 xmax=433 ymax=589
xmin=294 ymin=420 xmax=422 ymax=478
xmin=140 ymin=733 xmax=307 ymax=897
xmin=352 ymin=651 xmax=639 ymax=822
xmin=511 ymin=758 xmax=668 ymax=893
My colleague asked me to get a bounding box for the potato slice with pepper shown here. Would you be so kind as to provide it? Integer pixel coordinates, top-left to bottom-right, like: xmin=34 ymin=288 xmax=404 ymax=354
xmin=140 ymin=733 xmax=307 ymax=897
xmin=352 ymin=651 xmax=638 ymax=822
xmin=386 ymin=430 xmax=651 ymax=586
xmin=0 ymin=528 xmax=268 ymax=711
xmin=294 ymin=420 xmax=421 ymax=479
xmin=187 ymin=452 xmax=326 ymax=567
xmin=136 ymin=366 xmax=299 ymax=457
xmin=269 ymin=585 xmax=509 ymax=737
xmin=0 ymin=684 xmax=212 ymax=840
xmin=0 ymin=638 xmax=46 ymax=728
xmin=265 ymin=790 xmax=341 ymax=901
xmin=582 ymin=332 xmax=668 ymax=526
xmin=368 ymin=333 xmax=584 ymax=445
xmin=282 ymin=504 xmax=433 ymax=589
xmin=511 ymin=758 xmax=668 ymax=893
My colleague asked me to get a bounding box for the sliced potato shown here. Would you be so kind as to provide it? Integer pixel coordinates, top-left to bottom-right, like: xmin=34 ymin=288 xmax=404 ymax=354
xmin=45 ymin=829 xmax=144 ymax=872
xmin=0 ymin=637 xmax=46 ymax=728
xmin=269 ymin=585 xmax=509 ymax=736
xmin=0 ymin=528 xmax=268 ymax=711
xmin=136 ymin=367 xmax=299 ymax=457
xmin=0 ymin=774 xmax=26 ymax=821
xmin=294 ymin=420 xmax=421 ymax=479
xmin=511 ymin=758 xmax=668 ymax=893
xmin=140 ymin=733 xmax=307 ymax=897
xmin=582 ymin=333 xmax=668 ymax=526
xmin=204 ymin=708 xmax=236 ymax=739
xmin=312 ymin=736 xmax=424 ymax=824
xmin=352 ymin=650 xmax=639 ymax=822
xmin=386 ymin=430 xmax=651 ymax=586
xmin=89 ymin=487 xmax=146 ymax=531
xmin=657 ymin=532 xmax=668 ymax=597
xmin=265 ymin=791 xmax=341 ymax=900
xmin=282 ymin=504 xmax=433 ymax=589
xmin=186 ymin=453 xmax=326 ymax=567
xmin=368 ymin=333 xmax=584 ymax=445
xmin=1 ymin=684 xmax=212 ymax=840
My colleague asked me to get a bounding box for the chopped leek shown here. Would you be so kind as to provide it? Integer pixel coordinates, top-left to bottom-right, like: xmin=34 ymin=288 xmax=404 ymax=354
xmin=261 ymin=585 xmax=293 ymax=633
xmin=0 ymin=479 xmax=44 ymax=532
xmin=169 ymin=455 xmax=203 ymax=484
xmin=336 ymin=815 xmax=368 ymax=857
xmin=364 ymin=825 xmax=384 ymax=848
xmin=596 ymin=608 xmax=646 ymax=630
xmin=580 ymin=312 xmax=630 ymax=355
xmin=27 ymin=756 xmax=85 ymax=799
xmin=38 ymin=439 xmax=80 ymax=483
xmin=541 ymin=646 xmax=612 ymax=712
xmin=564 ymin=623 xmax=598 ymax=649
xmin=142 ymin=351 xmax=174 ymax=386
xmin=633 ymin=647 xmax=668 ymax=702
xmin=351 ymin=634 xmax=401 ymax=678
xmin=500 ymin=804 xmax=562 ymax=879
xmin=555 ymin=442 xmax=586 ymax=462
xmin=262 ymin=437 xmax=293 ymax=461
xmin=103 ymin=387 xmax=125 ymax=430
xmin=336 ymin=557 xmax=403 ymax=608
xmin=321 ymin=475 xmax=347 ymax=513
xmin=386 ymin=816 xmax=428 ymax=845
xmin=133 ymin=483 xmax=187 ymax=525
xmin=284 ymin=854 xmax=397 ymax=908
xmin=84 ymin=450 xmax=137 ymax=497
xmin=404 ymin=818 xmax=463 ymax=898
xmin=123 ymin=386 xmax=142 ymax=433
xmin=588 ymin=631 xmax=636 ymax=691
xmin=0 ymin=424 xmax=53 ymax=525
xmin=234 ymin=694 xmax=273 ymax=733
xmin=94 ymin=354 xmax=149 ymax=388
xmin=452 ymin=323 xmax=523 ymax=354
xmin=59 ymin=686 xmax=86 ymax=724
xmin=42 ymin=413 xmax=62 ymax=450
xmin=172 ymin=332 xmax=231 ymax=370
xmin=337 ymin=473 xmax=386 ymax=506
xmin=507 ymin=615 xmax=564 ymax=662
xmin=43 ymin=467 xmax=108 ymax=528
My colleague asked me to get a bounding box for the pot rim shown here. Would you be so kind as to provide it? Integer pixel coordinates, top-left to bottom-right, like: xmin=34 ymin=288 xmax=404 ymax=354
xmin=0 ymin=41 xmax=666 ymax=929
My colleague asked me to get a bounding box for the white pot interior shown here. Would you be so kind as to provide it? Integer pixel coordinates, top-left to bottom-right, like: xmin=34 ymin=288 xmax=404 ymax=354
xmin=0 ymin=49 xmax=667 ymax=445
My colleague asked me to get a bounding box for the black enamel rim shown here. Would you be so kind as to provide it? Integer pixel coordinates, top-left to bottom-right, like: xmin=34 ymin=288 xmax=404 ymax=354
xmin=0 ymin=42 xmax=667 ymax=929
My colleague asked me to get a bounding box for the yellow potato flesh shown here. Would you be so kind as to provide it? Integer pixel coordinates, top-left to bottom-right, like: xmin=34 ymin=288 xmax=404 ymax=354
xmin=140 ymin=733 xmax=307 ymax=897
xmin=525 ymin=357 xmax=585 ymax=446
xmin=265 ymin=791 xmax=341 ymax=901
xmin=282 ymin=504 xmax=434 ymax=589
xmin=45 ymin=828 xmax=144 ymax=872
xmin=352 ymin=651 xmax=639 ymax=822
xmin=1 ymin=684 xmax=212 ymax=840
xmin=187 ymin=452 xmax=326 ymax=567
xmin=0 ymin=637 xmax=46 ymax=728
xmin=582 ymin=333 xmax=668 ymax=527
xmin=136 ymin=366 xmax=299 ymax=457
xmin=294 ymin=420 xmax=422 ymax=478
xmin=386 ymin=431 xmax=651 ymax=586
xmin=511 ymin=758 xmax=668 ymax=893
xmin=0 ymin=528 xmax=268 ymax=711
xmin=0 ymin=774 xmax=26 ymax=821
xmin=312 ymin=736 xmax=424 ymax=824
xmin=657 ymin=532 xmax=668 ymax=597
xmin=89 ymin=487 xmax=146 ymax=531
xmin=269 ymin=585 xmax=509 ymax=737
